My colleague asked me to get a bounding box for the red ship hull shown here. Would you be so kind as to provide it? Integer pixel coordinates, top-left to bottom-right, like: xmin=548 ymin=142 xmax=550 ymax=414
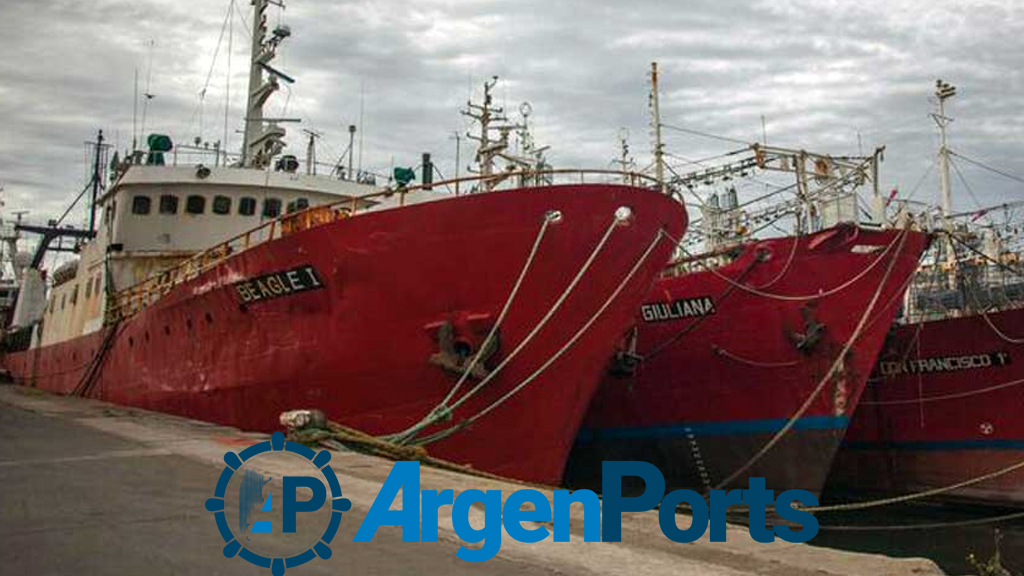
xmin=566 ymin=225 xmax=929 ymax=495
xmin=2 ymin=184 xmax=686 ymax=485
xmin=831 ymin=307 xmax=1024 ymax=506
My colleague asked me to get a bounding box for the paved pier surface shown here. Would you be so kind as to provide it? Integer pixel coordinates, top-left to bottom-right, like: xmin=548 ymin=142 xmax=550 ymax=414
xmin=0 ymin=384 xmax=944 ymax=575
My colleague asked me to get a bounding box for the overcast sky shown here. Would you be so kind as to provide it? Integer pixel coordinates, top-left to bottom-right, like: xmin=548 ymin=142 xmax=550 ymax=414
xmin=1 ymin=0 xmax=1022 ymax=230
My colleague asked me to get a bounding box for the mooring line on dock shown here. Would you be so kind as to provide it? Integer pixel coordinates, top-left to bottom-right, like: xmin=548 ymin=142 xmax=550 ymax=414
xmin=804 ymin=454 xmax=1024 ymax=513
xmin=817 ymin=510 xmax=1024 ymax=531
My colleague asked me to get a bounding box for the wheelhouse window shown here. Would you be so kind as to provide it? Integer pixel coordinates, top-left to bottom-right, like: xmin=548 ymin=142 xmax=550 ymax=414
xmin=239 ymin=197 xmax=257 ymax=216
xmin=186 ymin=195 xmax=206 ymax=214
xmin=263 ymin=198 xmax=282 ymax=218
xmin=213 ymin=195 xmax=232 ymax=215
xmin=159 ymin=194 xmax=179 ymax=215
xmin=287 ymin=198 xmax=310 ymax=213
xmin=131 ymin=195 xmax=151 ymax=215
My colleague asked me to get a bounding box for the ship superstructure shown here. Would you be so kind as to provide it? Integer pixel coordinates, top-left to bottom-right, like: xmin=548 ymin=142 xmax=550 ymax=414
xmin=9 ymin=0 xmax=382 ymax=353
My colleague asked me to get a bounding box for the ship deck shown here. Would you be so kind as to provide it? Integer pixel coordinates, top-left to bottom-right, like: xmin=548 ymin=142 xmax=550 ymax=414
xmin=0 ymin=383 xmax=943 ymax=576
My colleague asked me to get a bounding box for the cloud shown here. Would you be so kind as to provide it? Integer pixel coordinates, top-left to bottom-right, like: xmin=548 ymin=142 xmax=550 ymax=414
xmin=1 ymin=0 xmax=1022 ymax=232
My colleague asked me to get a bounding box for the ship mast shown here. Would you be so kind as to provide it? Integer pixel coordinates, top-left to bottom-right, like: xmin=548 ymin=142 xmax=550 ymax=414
xmin=933 ymin=79 xmax=957 ymax=217
xmin=303 ymin=129 xmax=322 ymax=175
xmin=650 ymin=62 xmax=666 ymax=194
xmin=463 ymin=77 xmax=508 ymax=191
xmin=932 ymin=79 xmax=958 ymax=289
xmin=88 ymin=130 xmax=105 ymax=234
xmin=240 ymin=0 xmax=294 ymax=168
xmin=462 ymin=77 xmax=551 ymax=191
xmin=615 ymin=128 xmax=634 ymax=184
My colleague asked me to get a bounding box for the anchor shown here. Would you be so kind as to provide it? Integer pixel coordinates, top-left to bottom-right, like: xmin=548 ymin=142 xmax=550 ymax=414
xmin=608 ymin=326 xmax=643 ymax=377
xmin=787 ymin=303 xmax=826 ymax=354
xmin=425 ymin=313 xmax=500 ymax=379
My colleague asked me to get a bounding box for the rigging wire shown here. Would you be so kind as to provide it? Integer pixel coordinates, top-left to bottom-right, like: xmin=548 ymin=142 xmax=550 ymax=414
xmin=951 ymin=150 xmax=1024 ymax=186
xmin=663 ymin=162 xmax=707 ymax=207
xmin=901 ymin=155 xmax=938 ymax=203
xmin=232 ymin=0 xmax=252 ymax=39
xmin=184 ymin=0 xmax=233 ymax=140
xmin=664 ymin=147 xmax=748 ymax=168
xmin=949 ymin=155 xmax=994 ymax=226
xmin=660 ymin=123 xmax=751 ymax=146
xmin=223 ymin=0 xmax=233 ymax=158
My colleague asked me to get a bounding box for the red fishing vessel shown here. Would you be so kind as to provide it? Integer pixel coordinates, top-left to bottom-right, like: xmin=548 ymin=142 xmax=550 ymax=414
xmin=566 ymin=144 xmax=929 ymax=496
xmin=834 ymin=308 xmax=1024 ymax=506
xmin=830 ymin=80 xmax=1024 ymax=506
xmin=0 ymin=1 xmax=687 ymax=485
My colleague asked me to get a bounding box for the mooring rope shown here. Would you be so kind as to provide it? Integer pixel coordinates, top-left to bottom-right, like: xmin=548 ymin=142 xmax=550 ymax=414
xmin=979 ymin=306 xmax=1024 ymax=344
xmin=750 ymin=229 xmax=801 ymax=289
xmin=388 ymin=208 xmax=629 ymax=445
xmin=673 ymin=227 xmax=907 ymax=302
xmin=817 ymin=510 xmax=1024 ymax=531
xmin=413 ymin=228 xmax=671 ymax=446
xmin=280 ymin=226 xmax=672 ymax=476
xmin=860 ymin=376 xmax=1024 ymax=405
xmin=710 ymin=227 xmax=912 ymax=491
xmin=942 ymin=230 xmax=1024 ymax=343
xmin=805 ymin=454 xmax=1024 ymax=513
xmin=386 ymin=211 xmax=559 ymax=443
xmin=711 ymin=345 xmax=801 ymax=368
xmin=861 ymin=263 xmax=923 ymax=333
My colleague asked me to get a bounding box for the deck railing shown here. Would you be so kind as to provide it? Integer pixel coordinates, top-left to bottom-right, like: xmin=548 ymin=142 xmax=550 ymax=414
xmin=104 ymin=168 xmax=659 ymax=323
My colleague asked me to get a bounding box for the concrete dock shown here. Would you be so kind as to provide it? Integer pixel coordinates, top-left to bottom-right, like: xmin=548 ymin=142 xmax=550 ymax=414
xmin=0 ymin=384 xmax=945 ymax=575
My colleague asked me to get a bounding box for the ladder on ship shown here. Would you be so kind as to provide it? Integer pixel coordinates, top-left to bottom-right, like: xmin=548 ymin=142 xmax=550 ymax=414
xmin=69 ymin=322 xmax=120 ymax=398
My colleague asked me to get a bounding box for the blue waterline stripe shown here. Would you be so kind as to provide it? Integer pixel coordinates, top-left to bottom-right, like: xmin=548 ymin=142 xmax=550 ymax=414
xmin=576 ymin=414 xmax=850 ymax=443
xmin=843 ymin=438 xmax=1024 ymax=451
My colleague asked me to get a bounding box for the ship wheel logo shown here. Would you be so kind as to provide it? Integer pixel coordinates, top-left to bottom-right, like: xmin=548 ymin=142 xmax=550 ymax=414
xmin=205 ymin=432 xmax=352 ymax=575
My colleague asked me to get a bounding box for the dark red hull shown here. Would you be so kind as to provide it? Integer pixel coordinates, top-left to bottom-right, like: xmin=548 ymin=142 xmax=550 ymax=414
xmin=2 ymin=185 xmax=686 ymax=485
xmin=832 ymin=307 xmax=1024 ymax=506
xmin=566 ymin=225 xmax=929 ymax=495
